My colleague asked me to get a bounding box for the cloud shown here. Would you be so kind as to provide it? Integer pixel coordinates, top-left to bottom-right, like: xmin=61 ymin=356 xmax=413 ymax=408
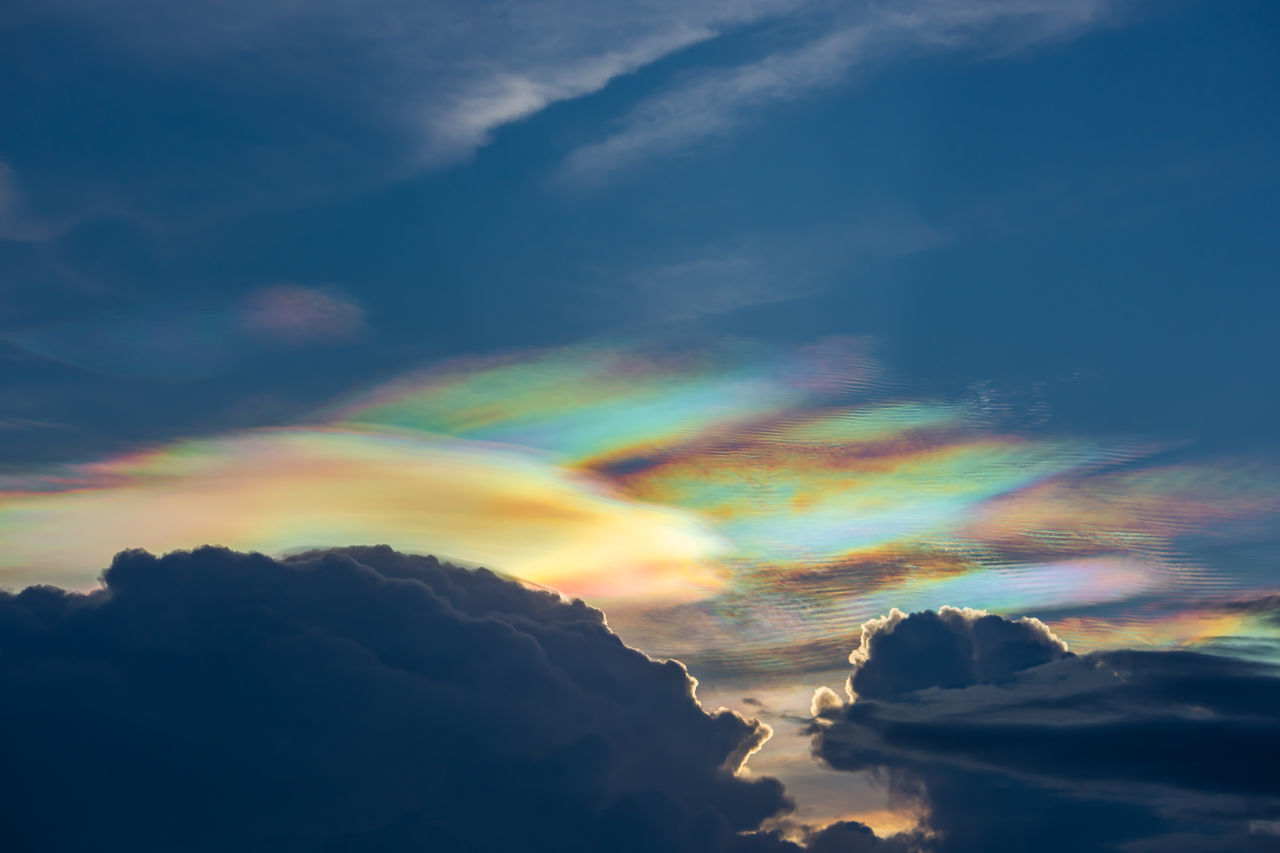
xmin=9 ymin=0 xmax=1132 ymax=201
xmin=0 ymin=428 xmax=728 ymax=604
xmin=843 ymin=605 xmax=1069 ymax=700
xmin=558 ymin=0 xmax=1127 ymax=184
xmin=1226 ymin=593 xmax=1280 ymax=626
xmin=238 ymin=284 xmax=366 ymax=345
xmin=0 ymin=545 xmax=795 ymax=852
xmin=13 ymin=0 xmax=804 ymax=168
xmin=802 ymin=820 xmax=929 ymax=852
xmin=811 ymin=608 xmax=1280 ymax=851
xmin=8 ymin=335 xmax=1278 ymax=678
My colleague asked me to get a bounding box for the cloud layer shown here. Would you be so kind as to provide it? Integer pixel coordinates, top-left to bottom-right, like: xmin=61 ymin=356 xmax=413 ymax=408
xmin=325 ymin=338 xmax=1280 ymax=671
xmin=812 ymin=608 xmax=1280 ymax=851
xmin=0 ymin=545 xmax=792 ymax=852
xmin=4 ymin=547 xmax=1278 ymax=850
xmin=5 ymin=338 xmax=1279 ymax=673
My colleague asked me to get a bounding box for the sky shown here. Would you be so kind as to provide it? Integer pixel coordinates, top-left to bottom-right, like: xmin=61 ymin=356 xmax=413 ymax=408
xmin=2 ymin=1 xmax=1279 ymax=848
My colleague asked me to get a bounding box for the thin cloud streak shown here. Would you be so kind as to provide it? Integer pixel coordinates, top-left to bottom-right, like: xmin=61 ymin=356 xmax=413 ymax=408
xmin=558 ymin=0 xmax=1126 ymax=185
xmin=12 ymin=0 xmax=807 ymax=167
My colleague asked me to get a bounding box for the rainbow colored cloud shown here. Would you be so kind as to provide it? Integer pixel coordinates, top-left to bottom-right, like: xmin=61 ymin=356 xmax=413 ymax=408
xmin=3 ymin=337 xmax=1278 ymax=670
xmin=0 ymin=428 xmax=727 ymax=603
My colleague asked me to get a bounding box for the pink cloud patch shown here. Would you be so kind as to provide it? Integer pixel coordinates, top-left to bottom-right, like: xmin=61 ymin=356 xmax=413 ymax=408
xmin=239 ymin=285 xmax=365 ymax=345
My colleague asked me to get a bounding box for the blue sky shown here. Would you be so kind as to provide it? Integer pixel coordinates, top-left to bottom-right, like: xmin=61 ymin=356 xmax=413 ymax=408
xmin=1 ymin=0 xmax=1277 ymax=464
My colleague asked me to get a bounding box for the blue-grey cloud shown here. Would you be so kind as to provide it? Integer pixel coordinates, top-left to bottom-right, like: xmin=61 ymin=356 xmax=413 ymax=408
xmin=842 ymin=605 xmax=1069 ymax=700
xmin=0 ymin=545 xmax=794 ymax=852
xmin=812 ymin=608 xmax=1280 ymax=852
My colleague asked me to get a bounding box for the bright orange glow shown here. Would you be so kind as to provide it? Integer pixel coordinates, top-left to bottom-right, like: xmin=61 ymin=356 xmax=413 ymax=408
xmin=0 ymin=428 xmax=727 ymax=604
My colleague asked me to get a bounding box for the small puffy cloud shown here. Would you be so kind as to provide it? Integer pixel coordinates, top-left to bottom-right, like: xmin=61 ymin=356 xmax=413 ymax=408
xmin=810 ymin=685 xmax=843 ymax=717
xmin=238 ymin=283 xmax=366 ymax=345
xmin=812 ymin=608 xmax=1280 ymax=852
xmin=0 ymin=545 xmax=793 ymax=852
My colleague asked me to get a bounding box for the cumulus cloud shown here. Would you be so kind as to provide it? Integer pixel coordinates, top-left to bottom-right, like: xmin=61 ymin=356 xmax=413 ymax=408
xmin=811 ymin=608 xmax=1280 ymax=851
xmin=843 ymin=605 xmax=1069 ymax=700
xmin=0 ymin=545 xmax=794 ymax=852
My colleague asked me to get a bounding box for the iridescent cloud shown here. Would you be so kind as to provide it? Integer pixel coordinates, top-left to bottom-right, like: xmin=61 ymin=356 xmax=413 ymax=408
xmin=328 ymin=337 xmax=1280 ymax=667
xmin=3 ymin=336 xmax=1278 ymax=673
xmin=0 ymin=428 xmax=727 ymax=603
xmin=326 ymin=338 xmax=884 ymax=465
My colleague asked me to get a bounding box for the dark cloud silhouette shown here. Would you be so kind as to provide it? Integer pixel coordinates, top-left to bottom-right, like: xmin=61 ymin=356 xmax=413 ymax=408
xmin=812 ymin=608 xmax=1280 ymax=852
xmin=0 ymin=545 xmax=794 ymax=853
xmin=800 ymin=819 xmax=929 ymax=853
xmin=843 ymin=605 xmax=1070 ymax=700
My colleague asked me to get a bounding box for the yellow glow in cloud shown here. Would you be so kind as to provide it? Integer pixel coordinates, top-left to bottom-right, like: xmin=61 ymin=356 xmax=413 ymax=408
xmin=1050 ymin=608 xmax=1280 ymax=653
xmin=0 ymin=428 xmax=727 ymax=604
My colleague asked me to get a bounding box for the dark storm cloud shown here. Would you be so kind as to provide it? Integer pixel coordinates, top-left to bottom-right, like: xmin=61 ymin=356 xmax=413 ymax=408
xmin=811 ymin=608 xmax=1280 ymax=852
xmin=0 ymin=545 xmax=794 ymax=853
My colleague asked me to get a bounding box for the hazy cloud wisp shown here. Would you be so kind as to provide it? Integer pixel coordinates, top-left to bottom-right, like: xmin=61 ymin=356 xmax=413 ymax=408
xmin=558 ymin=0 xmax=1127 ymax=185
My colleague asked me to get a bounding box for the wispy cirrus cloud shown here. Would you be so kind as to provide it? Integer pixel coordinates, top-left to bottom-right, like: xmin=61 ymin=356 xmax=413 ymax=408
xmin=558 ymin=0 xmax=1128 ymax=185
xmin=9 ymin=0 xmax=805 ymax=168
